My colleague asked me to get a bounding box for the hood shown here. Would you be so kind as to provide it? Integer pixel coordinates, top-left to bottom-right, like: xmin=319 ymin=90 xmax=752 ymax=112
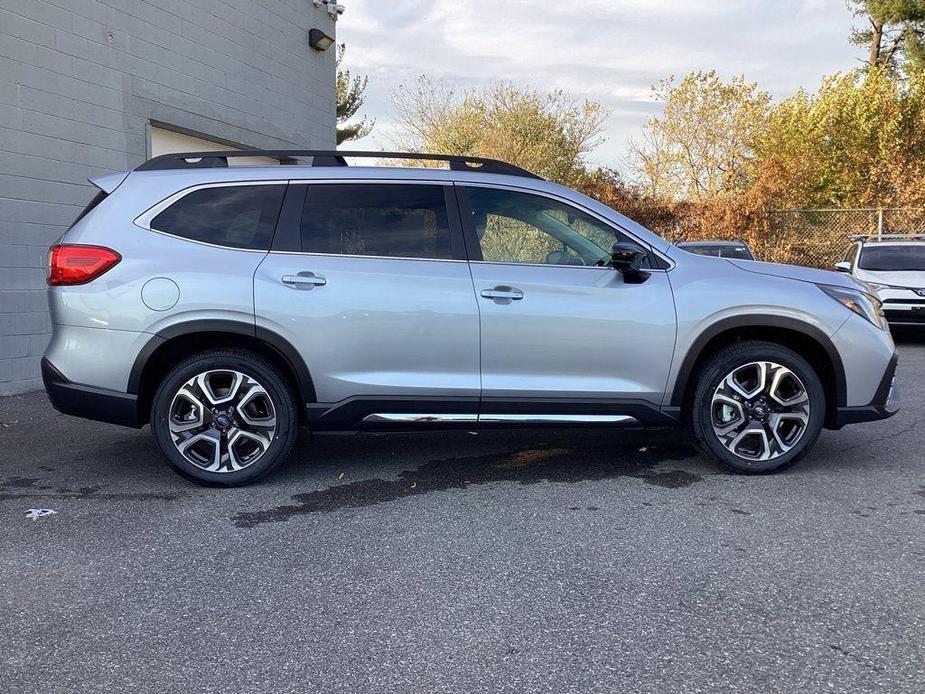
xmin=854 ymin=267 xmax=925 ymax=288
xmin=727 ymin=259 xmax=861 ymax=289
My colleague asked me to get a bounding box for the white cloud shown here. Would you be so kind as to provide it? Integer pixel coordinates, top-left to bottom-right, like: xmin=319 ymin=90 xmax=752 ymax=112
xmin=337 ymin=0 xmax=866 ymax=167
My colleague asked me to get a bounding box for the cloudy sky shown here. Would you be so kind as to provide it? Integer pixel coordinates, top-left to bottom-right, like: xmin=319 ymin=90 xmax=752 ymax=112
xmin=336 ymin=0 xmax=868 ymax=169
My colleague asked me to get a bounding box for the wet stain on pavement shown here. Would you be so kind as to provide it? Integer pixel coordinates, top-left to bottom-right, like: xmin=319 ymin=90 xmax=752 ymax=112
xmin=233 ymin=441 xmax=700 ymax=528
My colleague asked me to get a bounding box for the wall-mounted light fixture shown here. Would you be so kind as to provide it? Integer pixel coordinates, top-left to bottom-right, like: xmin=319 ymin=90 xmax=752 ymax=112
xmin=309 ymin=28 xmax=335 ymax=51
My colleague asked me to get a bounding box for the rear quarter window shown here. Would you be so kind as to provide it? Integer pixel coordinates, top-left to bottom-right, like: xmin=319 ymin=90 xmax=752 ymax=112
xmin=150 ymin=184 xmax=286 ymax=250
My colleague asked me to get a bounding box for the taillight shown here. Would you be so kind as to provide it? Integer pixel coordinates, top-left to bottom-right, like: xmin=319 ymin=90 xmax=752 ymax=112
xmin=47 ymin=244 xmax=121 ymax=286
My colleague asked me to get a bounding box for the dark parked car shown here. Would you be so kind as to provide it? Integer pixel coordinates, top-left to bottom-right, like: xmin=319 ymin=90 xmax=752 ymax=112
xmin=677 ymin=240 xmax=755 ymax=260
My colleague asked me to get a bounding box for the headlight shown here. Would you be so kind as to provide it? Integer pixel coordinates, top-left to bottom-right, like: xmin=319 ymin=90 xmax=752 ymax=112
xmin=865 ymin=282 xmax=890 ymax=292
xmin=818 ymin=284 xmax=886 ymax=329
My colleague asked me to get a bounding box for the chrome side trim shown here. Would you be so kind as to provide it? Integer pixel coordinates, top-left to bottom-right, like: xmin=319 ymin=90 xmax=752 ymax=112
xmin=267 ymin=250 xmax=467 ymax=264
xmin=477 ymin=414 xmax=638 ymax=424
xmin=362 ymin=413 xmax=479 ymax=423
xmin=362 ymin=413 xmax=639 ymax=425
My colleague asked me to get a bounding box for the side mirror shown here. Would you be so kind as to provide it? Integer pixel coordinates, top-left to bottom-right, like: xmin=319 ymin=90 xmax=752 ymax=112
xmin=611 ymin=242 xmax=650 ymax=283
xmin=834 ymin=261 xmax=851 ymax=273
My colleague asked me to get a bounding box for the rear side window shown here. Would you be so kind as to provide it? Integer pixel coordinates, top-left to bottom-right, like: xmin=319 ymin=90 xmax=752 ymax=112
xmin=300 ymin=184 xmax=452 ymax=259
xmin=150 ymin=184 xmax=286 ymax=250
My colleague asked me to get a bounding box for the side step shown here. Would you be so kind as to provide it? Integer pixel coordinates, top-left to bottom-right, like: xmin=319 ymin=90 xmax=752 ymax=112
xmin=362 ymin=413 xmax=637 ymax=425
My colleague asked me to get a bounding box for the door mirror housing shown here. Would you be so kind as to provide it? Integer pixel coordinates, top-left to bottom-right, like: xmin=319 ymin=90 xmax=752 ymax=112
xmin=834 ymin=261 xmax=852 ymax=273
xmin=611 ymin=242 xmax=649 ymax=283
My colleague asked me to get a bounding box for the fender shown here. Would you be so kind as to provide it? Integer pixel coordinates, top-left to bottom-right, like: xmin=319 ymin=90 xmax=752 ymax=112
xmin=668 ymin=314 xmax=847 ymax=408
xmin=127 ymin=319 xmax=316 ymax=403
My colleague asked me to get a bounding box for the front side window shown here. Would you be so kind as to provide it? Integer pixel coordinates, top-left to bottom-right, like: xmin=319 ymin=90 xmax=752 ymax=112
xmin=462 ymin=186 xmax=641 ymax=267
xmin=843 ymin=244 xmax=860 ymax=266
xmin=150 ymin=184 xmax=286 ymax=250
xmin=300 ymin=184 xmax=453 ymax=260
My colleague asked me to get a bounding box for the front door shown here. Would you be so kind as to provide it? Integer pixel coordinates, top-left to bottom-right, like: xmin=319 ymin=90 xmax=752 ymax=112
xmin=458 ymin=184 xmax=677 ymax=417
xmin=254 ymin=182 xmax=481 ymax=423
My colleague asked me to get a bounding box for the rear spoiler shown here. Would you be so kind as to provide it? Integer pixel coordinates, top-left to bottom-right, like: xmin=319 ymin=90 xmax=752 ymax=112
xmin=88 ymin=171 xmax=129 ymax=194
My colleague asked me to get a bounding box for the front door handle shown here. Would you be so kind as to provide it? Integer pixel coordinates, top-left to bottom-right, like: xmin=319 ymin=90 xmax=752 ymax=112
xmin=480 ymin=286 xmax=524 ymax=301
xmin=281 ymin=272 xmax=327 ymax=289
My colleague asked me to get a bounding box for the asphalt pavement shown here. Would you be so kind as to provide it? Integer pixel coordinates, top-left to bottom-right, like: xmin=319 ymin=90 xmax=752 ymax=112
xmin=1 ymin=334 xmax=923 ymax=693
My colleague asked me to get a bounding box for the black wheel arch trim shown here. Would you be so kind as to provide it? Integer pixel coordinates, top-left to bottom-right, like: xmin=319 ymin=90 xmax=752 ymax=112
xmin=127 ymin=319 xmax=316 ymax=405
xmin=669 ymin=315 xmax=847 ymax=409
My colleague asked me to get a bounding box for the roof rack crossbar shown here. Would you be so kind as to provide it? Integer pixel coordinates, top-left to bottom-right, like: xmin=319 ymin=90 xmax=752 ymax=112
xmin=849 ymin=233 xmax=925 ymax=241
xmin=134 ymin=150 xmax=544 ymax=179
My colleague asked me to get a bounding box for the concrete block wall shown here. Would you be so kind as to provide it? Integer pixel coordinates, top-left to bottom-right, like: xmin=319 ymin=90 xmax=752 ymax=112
xmin=0 ymin=0 xmax=337 ymax=394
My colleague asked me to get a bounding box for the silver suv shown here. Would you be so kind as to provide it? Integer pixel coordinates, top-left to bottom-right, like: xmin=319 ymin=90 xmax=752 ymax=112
xmin=43 ymin=151 xmax=899 ymax=485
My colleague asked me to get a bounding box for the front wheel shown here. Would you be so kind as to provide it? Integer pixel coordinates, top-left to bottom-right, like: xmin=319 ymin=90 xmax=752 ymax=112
xmin=689 ymin=341 xmax=826 ymax=474
xmin=150 ymin=349 xmax=298 ymax=486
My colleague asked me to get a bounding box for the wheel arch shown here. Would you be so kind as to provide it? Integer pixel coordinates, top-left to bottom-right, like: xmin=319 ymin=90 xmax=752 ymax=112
xmin=670 ymin=316 xmax=846 ymax=426
xmin=129 ymin=320 xmax=314 ymax=424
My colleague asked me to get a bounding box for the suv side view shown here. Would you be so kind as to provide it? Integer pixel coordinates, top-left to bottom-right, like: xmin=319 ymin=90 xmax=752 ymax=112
xmin=43 ymin=151 xmax=899 ymax=486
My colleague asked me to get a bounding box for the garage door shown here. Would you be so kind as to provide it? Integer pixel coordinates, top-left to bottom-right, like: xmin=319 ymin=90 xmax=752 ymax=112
xmin=150 ymin=127 xmax=278 ymax=166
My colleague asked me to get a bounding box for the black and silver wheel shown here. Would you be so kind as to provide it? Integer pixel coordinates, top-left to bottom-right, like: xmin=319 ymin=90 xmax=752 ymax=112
xmin=151 ymin=349 xmax=298 ymax=486
xmin=689 ymin=341 xmax=825 ymax=473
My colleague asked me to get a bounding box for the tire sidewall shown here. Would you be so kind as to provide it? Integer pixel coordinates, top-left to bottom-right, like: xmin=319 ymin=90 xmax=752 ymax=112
xmin=151 ymin=351 xmax=297 ymax=486
xmin=693 ymin=343 xmax=826 ymax=473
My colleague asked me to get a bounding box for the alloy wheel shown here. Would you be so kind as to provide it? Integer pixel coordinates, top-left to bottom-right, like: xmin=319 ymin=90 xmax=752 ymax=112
xmin=710 ymin=361 xmax=810 ymax=462
xmin=167 ymin=369 xmax=277 ymax=473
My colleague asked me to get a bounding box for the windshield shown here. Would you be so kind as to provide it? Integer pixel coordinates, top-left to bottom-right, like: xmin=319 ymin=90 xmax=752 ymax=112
xmin=681 ymin=244 xmax=754 ymax=260
xmin=858 ymin=245 xmax=925 ymax=271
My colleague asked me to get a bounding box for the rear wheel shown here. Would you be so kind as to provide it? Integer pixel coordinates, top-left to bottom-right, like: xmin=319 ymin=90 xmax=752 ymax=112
xmin=150 ymin=349 xmax=298 ymax=486
xmin=689 ymin=341 xmax=825 ymax=474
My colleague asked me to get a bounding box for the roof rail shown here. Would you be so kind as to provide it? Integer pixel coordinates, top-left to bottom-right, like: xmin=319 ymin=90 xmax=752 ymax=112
xmin=134 ymin=150 xmax=544 ymax=179
xmin=849 ymin=233 xmax=925 ymax=242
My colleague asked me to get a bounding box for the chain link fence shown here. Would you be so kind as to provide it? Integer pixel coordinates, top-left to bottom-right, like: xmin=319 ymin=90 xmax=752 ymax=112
xmin=763 ymin=208 xmax=925 ymax=268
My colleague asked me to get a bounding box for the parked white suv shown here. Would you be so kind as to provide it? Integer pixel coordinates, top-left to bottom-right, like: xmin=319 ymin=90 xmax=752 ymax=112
xmin=836 ymin=235 xmax=925 ymax=327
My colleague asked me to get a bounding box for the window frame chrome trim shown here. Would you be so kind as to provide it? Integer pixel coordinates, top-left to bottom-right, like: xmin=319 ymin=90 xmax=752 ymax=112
xmin=130 ymin=176 xmax=674 ymax=268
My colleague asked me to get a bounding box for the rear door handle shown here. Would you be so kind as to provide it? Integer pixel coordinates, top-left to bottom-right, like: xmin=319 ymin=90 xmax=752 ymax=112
xmin=480 ymin=286 xmax=524 ymax=301
xmin=281 ymin=272 xmax=327 ymax=289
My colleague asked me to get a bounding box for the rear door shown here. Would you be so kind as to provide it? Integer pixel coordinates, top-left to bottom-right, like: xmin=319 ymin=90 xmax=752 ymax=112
xmin=254 ymin=181 xmax=481 ymax=423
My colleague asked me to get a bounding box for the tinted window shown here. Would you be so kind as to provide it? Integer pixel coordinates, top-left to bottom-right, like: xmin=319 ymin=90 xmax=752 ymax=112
xmin=842 ymin=244 xmax=856 ymax=264
xmin=300 ymin=184 xmax=452 ymax=259
xmin=463 ymin=187 xmax=642 ymax=267
xmin=858 ymin=245 xmax=925 ymax=271
xmin=150 ymin=184 xmax=286 ymax=250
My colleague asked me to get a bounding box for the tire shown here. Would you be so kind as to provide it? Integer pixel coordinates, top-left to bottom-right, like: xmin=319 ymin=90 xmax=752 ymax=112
xmin=150 ymin=349 xmax=298 ymax=486
xmin=688 ymin=341 xmax=826 ymax=474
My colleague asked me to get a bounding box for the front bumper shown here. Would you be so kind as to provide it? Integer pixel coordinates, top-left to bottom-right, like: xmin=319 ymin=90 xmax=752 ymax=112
xmin=42 ymin=358 xmax=142 ymax=428
xmin=831 ymin=352 xmax=900 ymax=427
